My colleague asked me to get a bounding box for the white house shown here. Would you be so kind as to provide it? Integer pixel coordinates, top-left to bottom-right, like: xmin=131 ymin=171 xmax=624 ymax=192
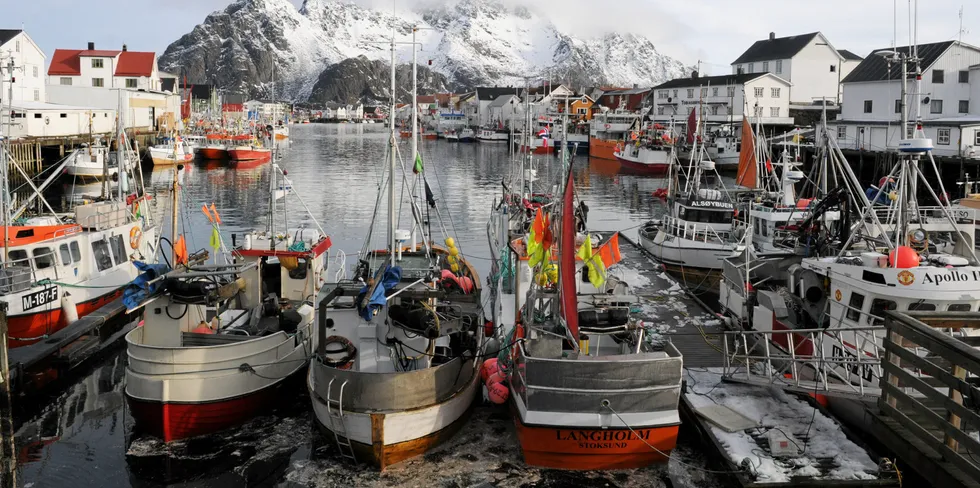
xmin=487 ymin=95 xmax=522 ymax=128
xmin=475 ymin=87 xmax=521 ymax=127
xmin=650 ymin=72 xmax=794 ymax=127
xmin=0 ymin=29 xmax=46 ymax=103
xmin=833 ymin=40 xmax=980 ymax=158
xmin=731 ymin=32 xmax=861 ymax=106
xmin=47 ymin=42 xmax=161 ymax=91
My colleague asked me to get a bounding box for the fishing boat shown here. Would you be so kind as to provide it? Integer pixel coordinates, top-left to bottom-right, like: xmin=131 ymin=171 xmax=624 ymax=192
xmin=612 ymin=126 xmax=672 ymax=173
xmin=1 ymin=124 xmax=157 ymax=348
xmin=589 ymin=110 xmax=641 ymax=160
xmin=477 ymin=126 xmax=509 ymax=143
xmin=228 ymin=142 xmax=272 ymax=163
xmin=639 ymin=115 xmax=736 ymax=295
xmin=64 ymin=138 xmax=129 ymax=180
xmin=198 ymin=134 xmax=230 ymax=160
xmin=307 ymin=35 xmax=484 ymax=470
xmin=274 ymin=124 xmax=289 ymax=140
xmin=126 ymin=165 xmax=331 ymax=442
xmin=487 ymin=144 xmax=683 ymax=470
xmin=445 ymin=129 xmax=460 ymax=142
xmin=148 ymin=136 xmax=194 ymax=166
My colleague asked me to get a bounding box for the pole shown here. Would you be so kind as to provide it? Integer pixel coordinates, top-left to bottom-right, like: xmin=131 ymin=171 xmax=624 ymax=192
xmin=388 ymin=33 xmax=397 ymax=259
xmin=0 ymin=303 xmax=16 ymax=488
xmin=1 ymin=56 xmax=13 ymax=267
xmin=411 ymin=26 xmax=418 ymax=171
xmin=171 ymin=166 xmax=179 ymax=265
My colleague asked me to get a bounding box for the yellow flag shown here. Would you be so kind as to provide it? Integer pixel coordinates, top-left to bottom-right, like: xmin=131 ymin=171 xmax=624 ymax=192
xmin=576 ymin=234 xmax=606 ymax=288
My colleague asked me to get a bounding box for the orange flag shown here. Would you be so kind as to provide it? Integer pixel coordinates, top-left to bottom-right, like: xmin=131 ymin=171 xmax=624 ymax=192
xmin=174 ymin=235 xmax=188 ymax=265
xmin=596 ymin=233 xmax=623 ymax=268
xmin=210 ymin=203 xmax=222 ymax=224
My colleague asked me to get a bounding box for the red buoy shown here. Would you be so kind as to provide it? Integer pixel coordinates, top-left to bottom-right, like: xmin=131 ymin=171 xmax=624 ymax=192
xmin=889 ymin=245 xmax=920 ymax=268
xmin=488 ymin=381 xmax=509 ymax=404
xmin=481 ymin=358 xmax=499 ymax=382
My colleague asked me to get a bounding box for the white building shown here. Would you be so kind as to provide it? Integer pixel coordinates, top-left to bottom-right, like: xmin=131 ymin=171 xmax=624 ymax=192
xmin=833 ymin=40 xmax=980 ymax=159
xmin=487 ymin=94 xmax=521 ymax=128
xmin=731 ymin=32 xmax=861 ymax=107
xmin=47 ymin=42 xmax=162 ymax=91
xmin=650 ymin=73 xmax=794 ymax=127
xmin=475 ymin=87 xmax=521 ymax=127
xmin=45 ymin=86 xmax=177 ymax=132
xmin=0 ymin=29 xmax=46 ymax=103
xmin=5 ymin=102 xmax=115 ymax=139
xmin=245 ymin=100 xmax=290 ymax=121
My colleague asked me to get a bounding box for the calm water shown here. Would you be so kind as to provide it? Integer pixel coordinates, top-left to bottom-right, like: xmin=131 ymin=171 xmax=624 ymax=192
xmin=12 ymin=124 xmax=724 ymax=487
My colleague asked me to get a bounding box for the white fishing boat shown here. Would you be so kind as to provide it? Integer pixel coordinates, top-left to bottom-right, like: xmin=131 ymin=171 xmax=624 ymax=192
xmin=148 ymin=136 xmax=193 ymax=166
xmin=477 ymin=126 xmax=509 ymax=143
xmin=307 ymin=33 xmax=484 ymax=470
xmin=64 ymin=138 xmax=130 ymax=180
xmin=125 ymin=164 xmax=331 ymax=442
xmin=613 ymin=136 xmax=671 ymax=173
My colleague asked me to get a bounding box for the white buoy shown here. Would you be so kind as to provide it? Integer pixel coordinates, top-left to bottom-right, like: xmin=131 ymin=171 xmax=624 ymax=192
xmin=61 ymin=292 xmax=79 ymax=325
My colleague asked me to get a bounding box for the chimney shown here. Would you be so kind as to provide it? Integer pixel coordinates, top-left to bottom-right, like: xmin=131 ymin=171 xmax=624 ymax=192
xmin=87 ymin=41 xmax=95 ymax=50
xmin=769 ymin=32 xmax=775 ymax=41
xmin=633 ymin=83 xmax=638 ymax=89
xmin=692 ymin=70 xmax=699 ymax=79
xmin=122 ymin=44 xmax=128 ymax=52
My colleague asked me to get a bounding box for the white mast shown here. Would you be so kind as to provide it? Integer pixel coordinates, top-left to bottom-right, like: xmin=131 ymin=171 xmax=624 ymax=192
xmin=411 ymin=26 xmax=418 ymax=170
xmin=1 ymin=55 xmax=15 ymax=265
xmin=388 ymin=25 xmax=397 ymax=259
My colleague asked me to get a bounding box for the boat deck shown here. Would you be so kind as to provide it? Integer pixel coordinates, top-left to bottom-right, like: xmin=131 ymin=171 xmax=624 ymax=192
xmin=617 ymin=234 xmax=725 ymax=367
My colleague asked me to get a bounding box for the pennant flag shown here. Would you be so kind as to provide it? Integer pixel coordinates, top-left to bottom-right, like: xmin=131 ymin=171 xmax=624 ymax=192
xmin=210 ymin=203 xmax=221 ymax=224
xmin=174 ymin=235 xmax=189 ymax=266
xmin=209 ymin=227 xmax=221 ymax=251
xmin=424 ymin=179 xmax=436 ymax=208
xmin=537 ymin=127 xmax=550 ymax=138
xmin=413 ymin=152 xmax=424 ymax=174
xmin=596 ymin=233 xmax=623 ymax=268
xmin=527 ymin=208 xmax=545 ymax=266
xmin=577 ymin=234 xmax=606 ymax=289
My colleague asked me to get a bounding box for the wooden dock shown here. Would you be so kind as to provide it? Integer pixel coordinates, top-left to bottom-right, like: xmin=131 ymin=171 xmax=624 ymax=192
xmin=6 ymin=297 xmax=135 ymax=395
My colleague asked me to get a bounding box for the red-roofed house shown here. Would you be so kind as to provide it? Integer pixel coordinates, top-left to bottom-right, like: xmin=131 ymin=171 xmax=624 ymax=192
xmin=46 ymin=42 xmax=161 ymax=91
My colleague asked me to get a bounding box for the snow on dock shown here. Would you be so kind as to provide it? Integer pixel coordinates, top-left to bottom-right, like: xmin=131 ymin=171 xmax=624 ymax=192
xmin=683 ymin=368 xmax=891 ymax=485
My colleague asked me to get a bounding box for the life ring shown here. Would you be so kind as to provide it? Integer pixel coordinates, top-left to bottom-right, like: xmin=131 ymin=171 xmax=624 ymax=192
xmin=129 ymin=226 xmax=142 ymax=249
xmin=321 ymin=335 xmax=357 ymax=369
xmin=604 ymin=124 xmax=611 ymax=130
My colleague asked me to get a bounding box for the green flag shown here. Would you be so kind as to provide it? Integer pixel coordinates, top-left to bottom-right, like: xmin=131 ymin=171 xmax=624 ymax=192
xmin=413 ymin=152 xmax=423 ymax=174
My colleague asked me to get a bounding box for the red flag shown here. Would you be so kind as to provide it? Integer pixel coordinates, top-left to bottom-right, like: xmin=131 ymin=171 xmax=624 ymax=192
xmin=685 ymin=108 xmax=697 ymax=144
xmin=765 ymin=159 xmax=773 ymax=173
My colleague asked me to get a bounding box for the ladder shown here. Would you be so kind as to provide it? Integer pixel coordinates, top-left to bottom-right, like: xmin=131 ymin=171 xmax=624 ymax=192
xmin=325 ymin=378 xmax=357 ymax=463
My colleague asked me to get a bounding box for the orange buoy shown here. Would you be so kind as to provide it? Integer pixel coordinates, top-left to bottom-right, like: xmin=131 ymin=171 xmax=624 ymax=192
xmin=487 ymin=370 xmax=506 ymax=386
xmin=192 ymin=322 xmax=214 ymax=334
xmin=889 ymin=245 xmax=920 ymax=268
xmin=481 ymin=358 xmax=499 ymax=382
xmin=488 ymin=381 xmax=509 ymax=404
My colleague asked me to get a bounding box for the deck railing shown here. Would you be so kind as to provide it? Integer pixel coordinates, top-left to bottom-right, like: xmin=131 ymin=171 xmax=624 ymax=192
xmin=879 ymin=311 xmax=980 ymax=482
xmin=661 ymin=215 xmax=731 ymax=245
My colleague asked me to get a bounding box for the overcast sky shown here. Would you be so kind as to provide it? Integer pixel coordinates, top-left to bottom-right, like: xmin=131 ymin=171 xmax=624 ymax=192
xmin=7 ymin=0 xmax=979 ymax=75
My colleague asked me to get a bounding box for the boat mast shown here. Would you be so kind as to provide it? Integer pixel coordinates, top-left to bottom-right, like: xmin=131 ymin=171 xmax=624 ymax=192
xmin=387 ymin=28 xmax=397 ymax=259
xmin=1 ymin=56 xmax=11 ymax=266
xmin=117 ymin=90 xmax=125 ymax=202
xmin=411 ymin=26 xmax=418 ymax=177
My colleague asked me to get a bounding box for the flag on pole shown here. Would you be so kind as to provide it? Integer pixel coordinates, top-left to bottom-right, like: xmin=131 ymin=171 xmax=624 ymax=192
xmin=413 ymin=152 xmax=423 ymax=174
xmin=577 ymin=234 xmax=606 ymax=288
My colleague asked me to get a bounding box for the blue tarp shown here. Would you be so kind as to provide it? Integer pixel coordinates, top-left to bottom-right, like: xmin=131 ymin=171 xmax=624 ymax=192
xmin=360 ymin=265 xmax=402 ymax=321
xmin=123 ymin=261 xmax=171 ymax=310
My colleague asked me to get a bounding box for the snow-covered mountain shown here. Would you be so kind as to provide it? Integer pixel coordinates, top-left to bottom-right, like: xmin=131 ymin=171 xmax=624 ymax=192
xmin=160 ymin=0 xmax=693 ymax=101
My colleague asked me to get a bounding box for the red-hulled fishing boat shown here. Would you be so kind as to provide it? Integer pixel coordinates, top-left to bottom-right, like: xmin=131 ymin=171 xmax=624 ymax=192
xmin=198 ymin=133 xmax=230 ymax=160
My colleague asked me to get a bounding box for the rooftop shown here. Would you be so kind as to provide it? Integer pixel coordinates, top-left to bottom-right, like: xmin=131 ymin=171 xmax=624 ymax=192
xmin=653 ymin=73 xmax=770 ymax=90
xmin=48 ymin=47 xmax=157 ymax=77
xmin=476 ymin=87 xmax=521 ymax=101
xmin=732 ymin=32 xmax=820 ymax=65
xmin=0 ymin=29 xmax=22 ymax=46
xmin=838 ymin=49 xmax=864 ymax=61
xmin=842 ymin=41 xmax=956 ymax=83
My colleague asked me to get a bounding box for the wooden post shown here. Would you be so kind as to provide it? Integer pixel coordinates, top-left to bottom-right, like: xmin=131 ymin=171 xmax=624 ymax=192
xmin=946 ymin=364 xmax=968 ymax=451
xmin=0 ymin=302 xmax=16 ymax=488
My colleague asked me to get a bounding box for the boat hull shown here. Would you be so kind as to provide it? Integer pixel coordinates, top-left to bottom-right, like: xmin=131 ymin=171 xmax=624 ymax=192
xmin=150 ymin=154 xmax=193 ymax=166
xmin=639 ymin=227 xmax=729 ymax=295
xmin=519 ymin=144 xmax=555 ymax=155
xmin=227 ymin=149 xmax=271 ymax=161
xmin=308 ymin=359 xmax=480 ymax=470
xmin=198 ymin=147 xmax=228 ymax=160
xmin=589 ymin=138 xmax=619 ymax=160
xmin=127 ymin=374 xmax=293 ymax=442
xmin=513 ymin=411 xmax=678 ymax=470
xmin=6 ymin=289 xmax=121 ymax=348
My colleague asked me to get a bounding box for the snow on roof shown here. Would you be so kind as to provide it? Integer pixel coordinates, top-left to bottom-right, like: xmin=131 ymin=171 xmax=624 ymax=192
xmin=684 ymin=369 xmax=879 ymax=484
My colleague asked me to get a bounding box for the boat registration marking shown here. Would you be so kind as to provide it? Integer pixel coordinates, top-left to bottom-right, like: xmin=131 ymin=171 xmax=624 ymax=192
xmin=23 ymin=286 xmax=58 ymax=311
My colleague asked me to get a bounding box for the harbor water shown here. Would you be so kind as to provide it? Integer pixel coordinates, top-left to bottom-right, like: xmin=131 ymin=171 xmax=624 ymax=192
xmin=13 ymin=124 xmax=726 ymax=487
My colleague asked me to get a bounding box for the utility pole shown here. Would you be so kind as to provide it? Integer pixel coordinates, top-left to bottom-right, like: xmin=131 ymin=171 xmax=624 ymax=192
xmin=0 ymin=52 xmax=22 ymax=267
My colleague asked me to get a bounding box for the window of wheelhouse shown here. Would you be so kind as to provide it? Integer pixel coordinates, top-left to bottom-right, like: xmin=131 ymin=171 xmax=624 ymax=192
xmin=33 ymin=247 xmax=56 ymax=270
xmin=8 ymin=249 xmax=28 ymax=267
xmin=92 ymin=240 xmax=112 ymax=271
xmin=59 ymin=244 xmax=71 ymax=266
xmin=948 ymin=303 xmax=972 ymax=312
xmin=908 ymin=302 xmax=936 ymax=311
xmin=846 ymin=292 xmax=865 ymax=321
xmin=69 ymin=241 xmax=81 ymax=262
xmin=109 ymin=235 xmax=127 ymax=266
xmin=869 ymin=298 xmax=898 ymax=325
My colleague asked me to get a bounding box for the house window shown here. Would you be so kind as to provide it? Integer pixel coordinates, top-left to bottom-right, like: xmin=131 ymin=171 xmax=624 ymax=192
xmin=92 ymin=78 xmax=104 ymax=87
xmin=933 ymin=69 xmax=944 ymax=83
xmin=754 ymin=105 xmax=764 ymax=117
xmin=960 ymin=70 xmax=970 ymax=83
xmin=92 ymin=58 xmax=104 ymax=69
xmin=775 ymin=60 xmax=783 ymax=74
xmin=763 ymin=61 xmax=769 ymax=72
xmin=126 ymin=78 xmax=137 ymax=88
xmin=930 ymin=99 xmax=943 ymax=114
xmin=700 ymin=87 xmax=708 ymax=97
xmin=687 ymin=88 xmax=694 ymax=98
xmin=754 ymin=87 xmax=764 ymax=98
xmin=863 ymin=100 xmax=873 ymax=113
xmin=59 ymin=113 xmax=67 ymax=118
xmin=60 ymin=77 xmax=72 ymax=86
xmin=748 ymin=62 xmax=755 ymax=72
xmin=960 ymin=100 xmax=969 ymax=114
xmin=975 ymin=131 xmax=980 ymax=146
xmin=837 ymin=125 xmax=847 ymax=139
xmin=32 ymin=66 xmax=37 ymax=78
xmin=937 ymin=128 xmax=951 ymax=145
xmin=727 ymin=86 xmax=735 ymax=97
xmin=32 ymin=90 xmax=38 ymax=101
xmin=830 ymin=64 xmax=837 ymax=72
xmin=712 ymin=87 xmax=719 ymax=97
xmin=771 ymin=88 xmax=781 ymax=98
xmin=576 ymin=108 xmax=586 ymax=115
xmin=895 ymin=99 xmax=902 ymax=113
xmin=711 ymin=105 xmax=719 ymax=115
xmin=770 ymin=107 xmax=780 ymax=117
xmin=657 ymin=106 xmax=665 ymax=115
xmin=673 ymin=89 xmax=678 ymax=98
xmin=33 ymin=113 xmax=40 ymax=119
xmin=727 ymin=106 xmax=733 ymax=115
